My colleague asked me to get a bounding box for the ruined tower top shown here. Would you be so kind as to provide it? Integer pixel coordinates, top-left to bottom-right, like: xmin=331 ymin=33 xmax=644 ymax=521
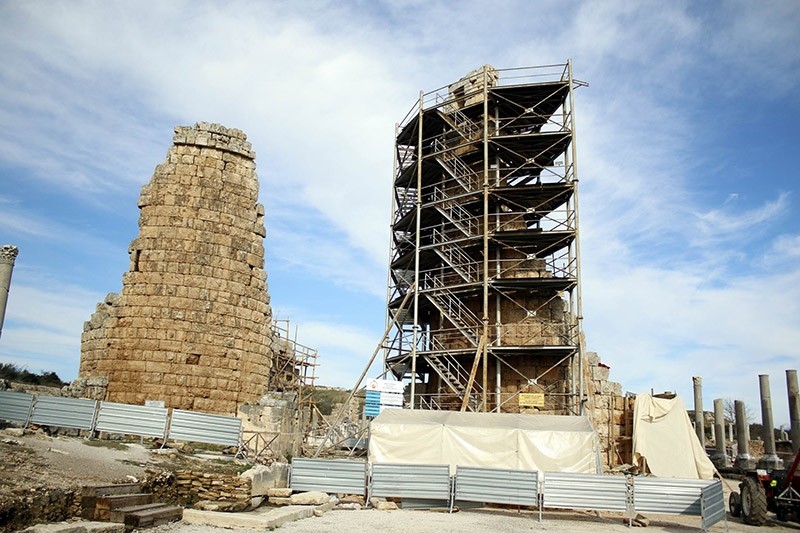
xmin=0 ymin=245 xmax=19 ymax=265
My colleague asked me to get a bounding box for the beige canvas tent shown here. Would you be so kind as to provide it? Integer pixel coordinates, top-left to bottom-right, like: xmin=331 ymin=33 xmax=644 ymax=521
xmin=369 ymin=409 xmax=601 ymax=474
xmin=632 ymin=393 xmax=715 ymax=480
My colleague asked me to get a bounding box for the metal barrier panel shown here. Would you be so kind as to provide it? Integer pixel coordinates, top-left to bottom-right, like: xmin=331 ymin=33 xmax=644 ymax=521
xmin=95 ymin=401 xmax=168 ymax=439
xmin=634 ymin=477 xmax=715 ymax=515
xmin=168 ymin=409 xmax=241 ymax=447
xmin=455 ymin=466 xmax=538 ymax=506
xmin=701 ymin=480 xmax=725 ymax=531
xmin=543 ymin=472 xmax=629 ymax=512
xmin=29 ymin=396 xmax=97 ymax=430
xmin=371 ymin=463 xmax=451 ymax=501
xmin=0 ymin=390 xmax=34 ymax=424
xmin=290 ymin=458 xmax=367 ymax=495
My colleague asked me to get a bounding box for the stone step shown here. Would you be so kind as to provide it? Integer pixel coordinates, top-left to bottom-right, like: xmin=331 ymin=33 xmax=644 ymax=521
xmin=108 ymin=503 xmax=168 ymax=523
xmin=94 ymin=494 xmax=155 ymax=521
xmin=123 ymin=504 xmax=183 ymax=529
xmin=82 ymin=484 xmax=144 ymax=519
xmin=82 ymin=483 xmax=142 ymax=497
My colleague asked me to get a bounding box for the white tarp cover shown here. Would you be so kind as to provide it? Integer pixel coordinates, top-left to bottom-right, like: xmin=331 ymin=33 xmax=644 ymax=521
xmin=369 ymin=409 xmax=601 ymax=474
xmin=633 ymin=394 xmax=715 ymax=480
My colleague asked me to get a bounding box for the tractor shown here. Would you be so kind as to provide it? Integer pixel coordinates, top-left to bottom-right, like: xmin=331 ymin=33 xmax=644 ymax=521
xmin=729 ymin=450 xmax=800 ymax=526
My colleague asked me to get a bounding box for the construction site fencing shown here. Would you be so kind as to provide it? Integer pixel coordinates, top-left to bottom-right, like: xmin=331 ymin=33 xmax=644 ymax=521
xmin=633 ymin=477 xmax=720 ymax=516
xmin=701 ymin=480 xmax=726 ymax=530
xmin=543 ymin=471 xmax=630 ymax=513
xmin=454 ymin=466 xmax=540 ymax=518
xmin=0 ymin=391 xmax=242 ymax=451
xmin=285 ymin=460 xmax=726 ymax=532
xmin=370 ymin=463 xmax=451 ymax=504
xmin=167 ymin=408 xmax=241 ymax=447
xmin=0 ymin=390 xmax=34 ymax=423
xmin=290 ymin=458 xmax=367 ymax=495
xmin=95 ymin=401 xmax=169 ymax=439
xmin=29 ymin=395 xmax=97 ymax=430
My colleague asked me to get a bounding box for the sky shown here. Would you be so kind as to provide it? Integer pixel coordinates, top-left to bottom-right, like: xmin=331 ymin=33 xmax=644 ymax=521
xmin=0 ymin=0 xmax=798 ymax=428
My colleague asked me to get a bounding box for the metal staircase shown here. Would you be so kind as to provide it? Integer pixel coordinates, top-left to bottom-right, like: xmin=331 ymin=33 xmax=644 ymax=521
xmin=423 ymin=274 xmax=480 ymax=346
xmin=431 ymin=229 xmax=479 ymax=284
xmin=425 ymin=337 xmax=482 ymax=410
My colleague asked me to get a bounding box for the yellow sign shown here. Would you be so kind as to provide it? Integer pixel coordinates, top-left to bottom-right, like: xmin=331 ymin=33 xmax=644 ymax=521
xmin=519 ymin=393 xmax=545 ymax=407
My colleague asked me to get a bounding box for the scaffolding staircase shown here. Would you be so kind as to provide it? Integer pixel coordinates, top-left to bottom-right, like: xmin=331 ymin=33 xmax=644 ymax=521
xmin=432 ymin=187 xmax=478 ymax=238
xmin=423 ymin=336 xmax=484 ymax=411
xmin=431 ymin=228 xmax=479 ymax=284
xmin=423 ymin=274 xmax=480 ymax=346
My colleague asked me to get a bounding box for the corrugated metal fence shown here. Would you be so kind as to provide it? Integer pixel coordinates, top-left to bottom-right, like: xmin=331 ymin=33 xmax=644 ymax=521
xmin=701 ymin=480 xmax=726 ymax=531
xmin=29 ymin=396 xmax=97 ymax=430
xmin=0 ymin=390 xmax=34 ymax=423
xmin=286 ymin=459 xmax=725 ymax=531
xmin=168 ymin=409 xmax=242 ymax=447
xmin=0 ymin=391 xmax=242 ymax=450
xmin=543 ymin=471 xmax=630 ymax=513
xmin=291 ymin=458 xmax=367 ymax=495
xmin=371 ymin=463 xmax=451 ymax=503
xmin=95 ymin=401 xmax=169 ymax=439
xmin=454 ymin=466 xmax=540 ymax=519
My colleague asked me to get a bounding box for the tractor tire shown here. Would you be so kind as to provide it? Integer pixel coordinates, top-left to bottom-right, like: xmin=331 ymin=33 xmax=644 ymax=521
xmin=729 ymin=492 xmax=741 ymax=517
xmin=741 ymin=477 xmax=767 ymax=526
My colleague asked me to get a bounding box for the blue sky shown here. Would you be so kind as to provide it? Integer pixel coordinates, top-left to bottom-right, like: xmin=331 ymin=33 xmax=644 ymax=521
xmin=0 ymin=1 xmax=798 ymax=427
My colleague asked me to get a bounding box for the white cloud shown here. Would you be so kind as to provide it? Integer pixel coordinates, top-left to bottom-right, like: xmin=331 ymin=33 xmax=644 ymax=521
xmin=279 ymin=319 xmax=383 ymax=389
xmin=0 ymin=281 xmax=101 ymax=381
xmin=692 ymin=193 xmax=790 ymax=244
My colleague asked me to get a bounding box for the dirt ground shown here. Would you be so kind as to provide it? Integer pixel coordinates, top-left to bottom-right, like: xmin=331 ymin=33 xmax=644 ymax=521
xmin=3 ymin=427 xmax=799 ymax=532
xmin=164 ymin=508 xmax=800 ymax=533
xmin=0 ymin=427 xmax=244 ymax=498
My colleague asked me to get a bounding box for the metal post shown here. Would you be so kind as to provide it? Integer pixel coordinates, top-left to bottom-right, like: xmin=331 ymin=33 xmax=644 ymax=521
xmin=757 ymin=374 xmax=783 ymax=469
xmin=711 ymin=398 xmax=729 ymax=467
xmin=734 ymin=400 xmax=755 ymax=470
xmin=566 ymin=59 xmax=584 ymax=414
xmin=787 ymin=369 xmax=800 ymax=453
xmin=692 ymin=376 xmax=704 ymax=447
xmin=481 ymin=66 xmax=490 ymax=412
xmin=0 ymin=245 xmax=19 ymax=339
xmin=410 ymin=91 xmax=424 ymax=410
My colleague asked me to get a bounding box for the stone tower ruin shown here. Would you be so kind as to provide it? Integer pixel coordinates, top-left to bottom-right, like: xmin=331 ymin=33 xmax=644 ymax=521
xmin=79 ymin=122 xmax=274 ymax=415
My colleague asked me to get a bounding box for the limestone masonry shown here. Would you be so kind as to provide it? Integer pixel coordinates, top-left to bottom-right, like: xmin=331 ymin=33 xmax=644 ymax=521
xmin=79 ymin=123 xmax=274 ymax=414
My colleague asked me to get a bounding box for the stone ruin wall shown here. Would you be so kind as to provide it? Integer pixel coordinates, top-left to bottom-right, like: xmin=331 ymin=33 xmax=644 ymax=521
xmin=584 ymin=351 xmax=629 ymax=469
xmin=79 ymin=122 xmax=274 ymax=415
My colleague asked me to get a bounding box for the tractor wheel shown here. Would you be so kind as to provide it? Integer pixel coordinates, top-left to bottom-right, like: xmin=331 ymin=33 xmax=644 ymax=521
xmin=729 ymin=491 xmax=741 ymax=517
xmin=740 ymin=477 xmax=767 ymax=526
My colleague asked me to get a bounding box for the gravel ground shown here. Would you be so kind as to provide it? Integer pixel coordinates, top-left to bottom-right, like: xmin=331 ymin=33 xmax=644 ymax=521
xmin=150 ymin=506 xmax=800 ymax=533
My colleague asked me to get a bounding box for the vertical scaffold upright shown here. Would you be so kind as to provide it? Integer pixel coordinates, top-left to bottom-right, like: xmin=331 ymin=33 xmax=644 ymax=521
xmin=385 ymin=62 xmax=586 ymax=415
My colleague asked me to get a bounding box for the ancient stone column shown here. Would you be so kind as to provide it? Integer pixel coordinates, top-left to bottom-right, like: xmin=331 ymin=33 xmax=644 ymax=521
xmin=693 ymin=376 xmax=704 ymax=446
xmin=711 ymin=398 xmax=729 ymax=467
xmin=0 ymin=245 xmax=19 ymax=339
xmin=734 ymin=399 xmax=755 ymax=470
xmin=79 ymin=123 xmax=274 ymax=415
xmin=787 ymin=369 xmax=800 ymax=453
xmin=757 ymin=374 xmax=783 ymax=469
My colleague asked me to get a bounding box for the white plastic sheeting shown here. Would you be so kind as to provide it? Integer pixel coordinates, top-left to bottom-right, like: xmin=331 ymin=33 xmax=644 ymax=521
xmin=632 ymin=394 xmax=715 ymax=480
xmin=369 ymin=409 xmax=601 ymax=474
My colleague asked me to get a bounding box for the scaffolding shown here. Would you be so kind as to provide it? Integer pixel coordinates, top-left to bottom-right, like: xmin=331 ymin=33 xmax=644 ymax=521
xmin=385 ymin=62 xmax=586 ymax=415
xmin=271 ymin=318 xmax=318 ymax=435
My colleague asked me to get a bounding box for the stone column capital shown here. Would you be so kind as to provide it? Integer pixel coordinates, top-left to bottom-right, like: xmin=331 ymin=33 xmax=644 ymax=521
xmin=0 ymin=245 xmax=19 ymax=265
